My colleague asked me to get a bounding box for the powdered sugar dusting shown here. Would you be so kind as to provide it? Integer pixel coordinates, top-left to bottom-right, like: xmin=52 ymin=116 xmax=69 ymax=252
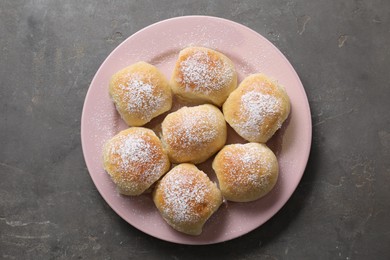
xmin=114 ymin=135 xmax=154 ymax=170
xmin=108 ymin=133 xmax=164 ymax=190
xmin=165 ymin=108 xmax=219 ymax=153
xmin=178 ymin=49 xmax=233 ymax=94
xmin=237 ymin=91 xmax=281 ymax=139
xmin=160 ymin=168 xmax=208 ymax=223
xmin=223 ymin=145 xmax=273 ymax=189
xmin=88 ymin=99 xmax=118 ymax=169
xmin=118 ymin=75 xmax=165 ymax=120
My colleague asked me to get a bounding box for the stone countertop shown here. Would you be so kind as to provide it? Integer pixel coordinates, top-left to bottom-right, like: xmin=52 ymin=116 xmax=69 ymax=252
xmin=1 ymin=1 xmax=389 ymax=259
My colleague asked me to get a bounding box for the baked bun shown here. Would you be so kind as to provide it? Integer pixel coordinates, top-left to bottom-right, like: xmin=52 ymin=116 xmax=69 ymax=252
xmin=171 ymin=47 xmax=237 ymax=106
xmin=103 ymin=127 xmax=170 ymax=195
xmin=153 ymin=163 xmax=223 ymax=235
xmin=161 ymin=104 xmax=227 ymax=164
xmin=212 ymin=143 xmax=278 ymax=202
xmin=223 ymin=73 xmax=290 ymax=143
xmin=109 ymin=62 xmax=172 ymax=126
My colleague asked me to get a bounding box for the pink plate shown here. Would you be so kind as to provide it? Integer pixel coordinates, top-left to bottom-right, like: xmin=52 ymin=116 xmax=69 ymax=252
xmin=81 ymin=16 xmax=312 ymax=245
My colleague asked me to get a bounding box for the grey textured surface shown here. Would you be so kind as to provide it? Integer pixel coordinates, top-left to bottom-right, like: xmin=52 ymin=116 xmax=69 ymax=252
xmin=1 ymin=0 xmax=389 ymax=259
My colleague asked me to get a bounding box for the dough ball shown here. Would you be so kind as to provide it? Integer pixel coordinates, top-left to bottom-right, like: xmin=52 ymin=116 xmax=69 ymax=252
xmin=171 ymin=47 xmax=237 ymax=106
xmin=212 ymin=143 xmax=278 ymax=202
xmin=103 ymin=127 xmax=170 ymax=195
xmin=161 ymin=104 xmax=227 ymax=164
xmin=223 ymin=73 xmax=290 ymax=143
xmin=153 ymin=163 xmax=222 ymax=235
xmin=109 ymin=61 xmax=172 ymax=126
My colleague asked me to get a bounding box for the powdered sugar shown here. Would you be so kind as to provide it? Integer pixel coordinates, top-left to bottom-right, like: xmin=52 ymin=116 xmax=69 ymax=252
xmin=222 ymin=144 xmax=274 ymax=189
xmin=178 ymin=49 xmax=233 ymax=94
xmin=164 ymin=108 xmax=219 ymax=152
xmin=119 ymin=75 xmax=165 ymax=120
xmin=89 ymin=99 xmax=118 ymax=166
xmin=108 ymin=133 xmax=164 ymax=187
xmin=160 ymin=169 xmax=208 ymax=223
xmin=114 ymin=135 xmax=154 ymax=170
xmin=237 ymin=91 xmax=281 ymax=139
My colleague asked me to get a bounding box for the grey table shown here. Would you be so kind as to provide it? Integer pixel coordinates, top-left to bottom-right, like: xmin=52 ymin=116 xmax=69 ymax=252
xmin=1 ymin=1 xmax=389 ymax=259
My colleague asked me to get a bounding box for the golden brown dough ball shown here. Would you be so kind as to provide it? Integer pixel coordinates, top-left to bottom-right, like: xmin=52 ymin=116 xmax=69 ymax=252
xmin=161 ymin=104 xmax=227 ymax=164
xmin=212 ymin=143 xmax=278 ymax=202
xmin=103 ymin=127 xmax=170 ymax=196
xmin=171 ymin=47 xmax=237 ymax=106
xmin=109 ymin=62 xmax=172 ymax=126
xmin=153 ymin=163 xmax=223 ymax=235
xmin=223 ymin=73 xmax=290 ymax=143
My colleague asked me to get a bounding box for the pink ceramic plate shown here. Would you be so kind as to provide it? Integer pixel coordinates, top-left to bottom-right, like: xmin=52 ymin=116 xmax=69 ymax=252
xmin=81 ymin=16 xmax=312 ymax=245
